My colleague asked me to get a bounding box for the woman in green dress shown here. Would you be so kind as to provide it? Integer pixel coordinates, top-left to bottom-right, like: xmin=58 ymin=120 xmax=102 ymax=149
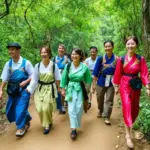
xmin=61 ymin=48 xmax=92 ymax=140
xmin=27 ymin=46 xmax=61 ymax=134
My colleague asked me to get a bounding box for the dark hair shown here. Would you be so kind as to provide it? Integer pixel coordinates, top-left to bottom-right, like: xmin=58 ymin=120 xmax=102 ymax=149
xmin=104 ymin=40 xmax=114 ymax=47
xmin=71 ymin=48 xmax=84 ymax=61
xmin=58 ymin=44 xmax=66 ymax=51
xmin=83 ymin=52 xmax=88 ymax=58
xmin=40 ymin=46 xmax=52 ymax=58
xmin=90 ymin=46 xmax=98 ymax=52
xmin=125 ymin=36 xmax=139 ymax=46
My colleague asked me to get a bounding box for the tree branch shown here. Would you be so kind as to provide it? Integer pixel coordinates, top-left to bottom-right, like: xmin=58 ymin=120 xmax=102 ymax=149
xmin=0 ymin=0 xmax=13 ymax=19
xmin=24 ymin=0 xmax=36 ymax=45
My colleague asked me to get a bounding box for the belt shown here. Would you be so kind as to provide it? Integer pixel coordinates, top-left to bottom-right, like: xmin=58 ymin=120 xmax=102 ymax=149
xmin=123 ymin=73 xmax=138 ymax=77
xmin=38 ymin=80 xmax=55 ymax=98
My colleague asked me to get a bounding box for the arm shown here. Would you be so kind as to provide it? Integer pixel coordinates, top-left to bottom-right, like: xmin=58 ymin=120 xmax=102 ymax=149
xmin=140 ymin=57 xmax=150 ymax=96
xmin=54 ymin=64 xmax=61 ymax=92
xmin=92 ymin=56 xmax=102 ymax=77
xmin=0 ymin=82 xmax=7 ymax=100
xmin=112 ymin=58 xmax=123 ymax=94
xmin=60 ymin=64 xmax=68 ymax=96
xmin=0 ymin=62 xmax=9 ymax=100
xmin=20 ymin=60 xmax=34 ymax=88
xmin=26 ymin=64 xmax=39 ymax=94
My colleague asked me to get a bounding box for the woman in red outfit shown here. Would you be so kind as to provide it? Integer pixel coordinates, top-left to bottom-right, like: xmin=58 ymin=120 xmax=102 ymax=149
xmin=113 ymin=36 xmax=150 ymax=149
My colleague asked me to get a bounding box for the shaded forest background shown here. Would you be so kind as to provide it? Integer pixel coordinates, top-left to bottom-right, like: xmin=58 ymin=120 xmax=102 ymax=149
xmin=0 ymin=0 xmax=150 ymax=137
xmin=0 ymin=0 xmax=150 ymax=68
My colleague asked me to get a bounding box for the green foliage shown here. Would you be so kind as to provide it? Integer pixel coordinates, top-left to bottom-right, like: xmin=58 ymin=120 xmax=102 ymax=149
xmin=133 ymin=89 xmax=150 ymax=140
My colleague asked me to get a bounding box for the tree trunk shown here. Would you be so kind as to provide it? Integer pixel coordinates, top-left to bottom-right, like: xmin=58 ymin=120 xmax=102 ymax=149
xmin=142 ymin=0 xmax=150 ymax=60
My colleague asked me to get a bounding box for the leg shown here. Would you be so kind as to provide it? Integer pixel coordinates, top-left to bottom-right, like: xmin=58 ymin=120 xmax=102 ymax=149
xmin=125 ymin=125 xmax=134 ymax=149
xmin=15 ymin=91 xmax=31 ymax=136
xmin=15 ymin=91 xmax=31 ymax=129
xmin=103 ymin=86 xmax=115 ymax=120
xmin=68 ymin=90 xmax=82 ymax=140
xmin=96 ymin=85 xmax=106 ymax=117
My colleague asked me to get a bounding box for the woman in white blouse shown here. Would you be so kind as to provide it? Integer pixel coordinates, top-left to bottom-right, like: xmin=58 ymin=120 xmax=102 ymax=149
xmin=27 ymin=46 xmax=61 ymax=134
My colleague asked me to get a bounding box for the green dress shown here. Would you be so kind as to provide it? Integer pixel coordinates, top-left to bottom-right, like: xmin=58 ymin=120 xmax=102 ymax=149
xmin=60 ymin=62 xmax=92 ymax=128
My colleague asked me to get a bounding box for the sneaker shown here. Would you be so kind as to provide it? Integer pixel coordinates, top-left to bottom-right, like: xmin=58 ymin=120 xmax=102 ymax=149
xmin=97 ymin=112 xmax=102 ymax=118
xmin=16 ymin=128 xmax=25 ymax=137
xmin=104 ymin=118 xmax=111 ymax=125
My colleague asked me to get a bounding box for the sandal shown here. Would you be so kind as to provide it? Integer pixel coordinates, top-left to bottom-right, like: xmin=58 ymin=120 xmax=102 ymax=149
xmin=126 ymin=136 xmax=134 ymax=149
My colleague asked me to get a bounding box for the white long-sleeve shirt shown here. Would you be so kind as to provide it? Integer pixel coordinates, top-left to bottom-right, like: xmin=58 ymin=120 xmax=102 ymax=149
xmin=1 ymin=56 xmax=33 ymax=82
xmin=27 ymin=61 xmax=61 ymax=94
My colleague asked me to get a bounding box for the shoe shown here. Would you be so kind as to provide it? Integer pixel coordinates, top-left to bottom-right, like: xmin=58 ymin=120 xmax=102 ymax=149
xmin=59 ymin=110 xmax=66 ymax=114
xmin=70 ymin=130 xmax=77 ymax=140
xmin=25 ymin=121 xmax=30 ymax=132
xmin=16 ymin=128 xmax=25 ymax=137
xmin=104 ymin=118 xmax=111 ymax=125
xmin=126 ymin=136 xmax=134 ymax=149
xmin=97 ymin=112 xmax=102 ymax=118
xmin=60 ymin=107 xmax=66 ymax=114
xmin=43 ymin=124 xmax=52 ymax=135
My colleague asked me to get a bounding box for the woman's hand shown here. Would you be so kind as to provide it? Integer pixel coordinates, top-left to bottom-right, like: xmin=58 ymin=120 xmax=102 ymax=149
xmin=115 ymin=86 xmax=119 ymax=95
xmin=61 ymin=89 xmax=66 ymax=97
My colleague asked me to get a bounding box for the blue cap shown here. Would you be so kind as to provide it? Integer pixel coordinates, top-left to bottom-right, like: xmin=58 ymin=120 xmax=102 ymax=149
xmin=7 ymin=42 xmax=21 ymax=49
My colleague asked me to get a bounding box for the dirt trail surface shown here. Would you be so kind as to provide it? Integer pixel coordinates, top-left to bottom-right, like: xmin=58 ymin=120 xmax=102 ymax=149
xmin=0 ymin=95 xmax=120 ymax=150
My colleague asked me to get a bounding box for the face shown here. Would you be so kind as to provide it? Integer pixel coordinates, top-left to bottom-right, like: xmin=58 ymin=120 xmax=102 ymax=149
xmin=104 ymin=42 xmax=113 ymax=55
xmin=90 ymin=48 xmax=97 ymax=59
xmin=40 ymin=48 xmax=49 ymax=59
xmin=71 ymin=50 xmax=81 ymax=63
xmin=126 ymin=39 xmax=137 ymax=53
xmin=58 ymin=46 xmax=65 ymax=56
xmin=8 ymin=47 xmax=20 ymax=58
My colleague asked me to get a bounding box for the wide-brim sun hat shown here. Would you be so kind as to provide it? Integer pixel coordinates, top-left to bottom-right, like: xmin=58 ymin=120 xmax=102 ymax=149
xmin=6 ymin=42 xmax=21 ymax=49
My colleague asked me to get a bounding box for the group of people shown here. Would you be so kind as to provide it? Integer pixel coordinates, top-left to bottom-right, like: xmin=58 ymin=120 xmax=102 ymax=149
xmin=0 ymin=36 xmax=150 ymax=149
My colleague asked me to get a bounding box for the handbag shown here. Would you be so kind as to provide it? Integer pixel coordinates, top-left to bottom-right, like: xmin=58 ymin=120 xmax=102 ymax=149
xmin=7 ymin=82 xmax=20 ymax=96
xmin=129 ymin=77 xmax=142 ymax=90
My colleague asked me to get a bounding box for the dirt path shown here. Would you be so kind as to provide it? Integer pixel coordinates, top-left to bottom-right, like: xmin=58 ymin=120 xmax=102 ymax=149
xmin=0 ymin=95 xmax=120 ymax=150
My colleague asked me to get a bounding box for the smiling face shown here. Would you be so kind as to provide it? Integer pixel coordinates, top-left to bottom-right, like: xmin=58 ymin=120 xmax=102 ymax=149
xmin=40 ymin=47 xmax=50 ymax=60
xmin=58 ymin=45 xmax=65 ymax=57
xmin=71 ymin=50 xmax=81 ymax=63
xmin=104 ymin=42 xmax=113 ymax=56
xmin=90 ymin=48 xmax=97 ymax=59
xmin=126 ymin=39 xmax=137 ymax=54
xmin=8 ymin=47 xmax=20 ymax=59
